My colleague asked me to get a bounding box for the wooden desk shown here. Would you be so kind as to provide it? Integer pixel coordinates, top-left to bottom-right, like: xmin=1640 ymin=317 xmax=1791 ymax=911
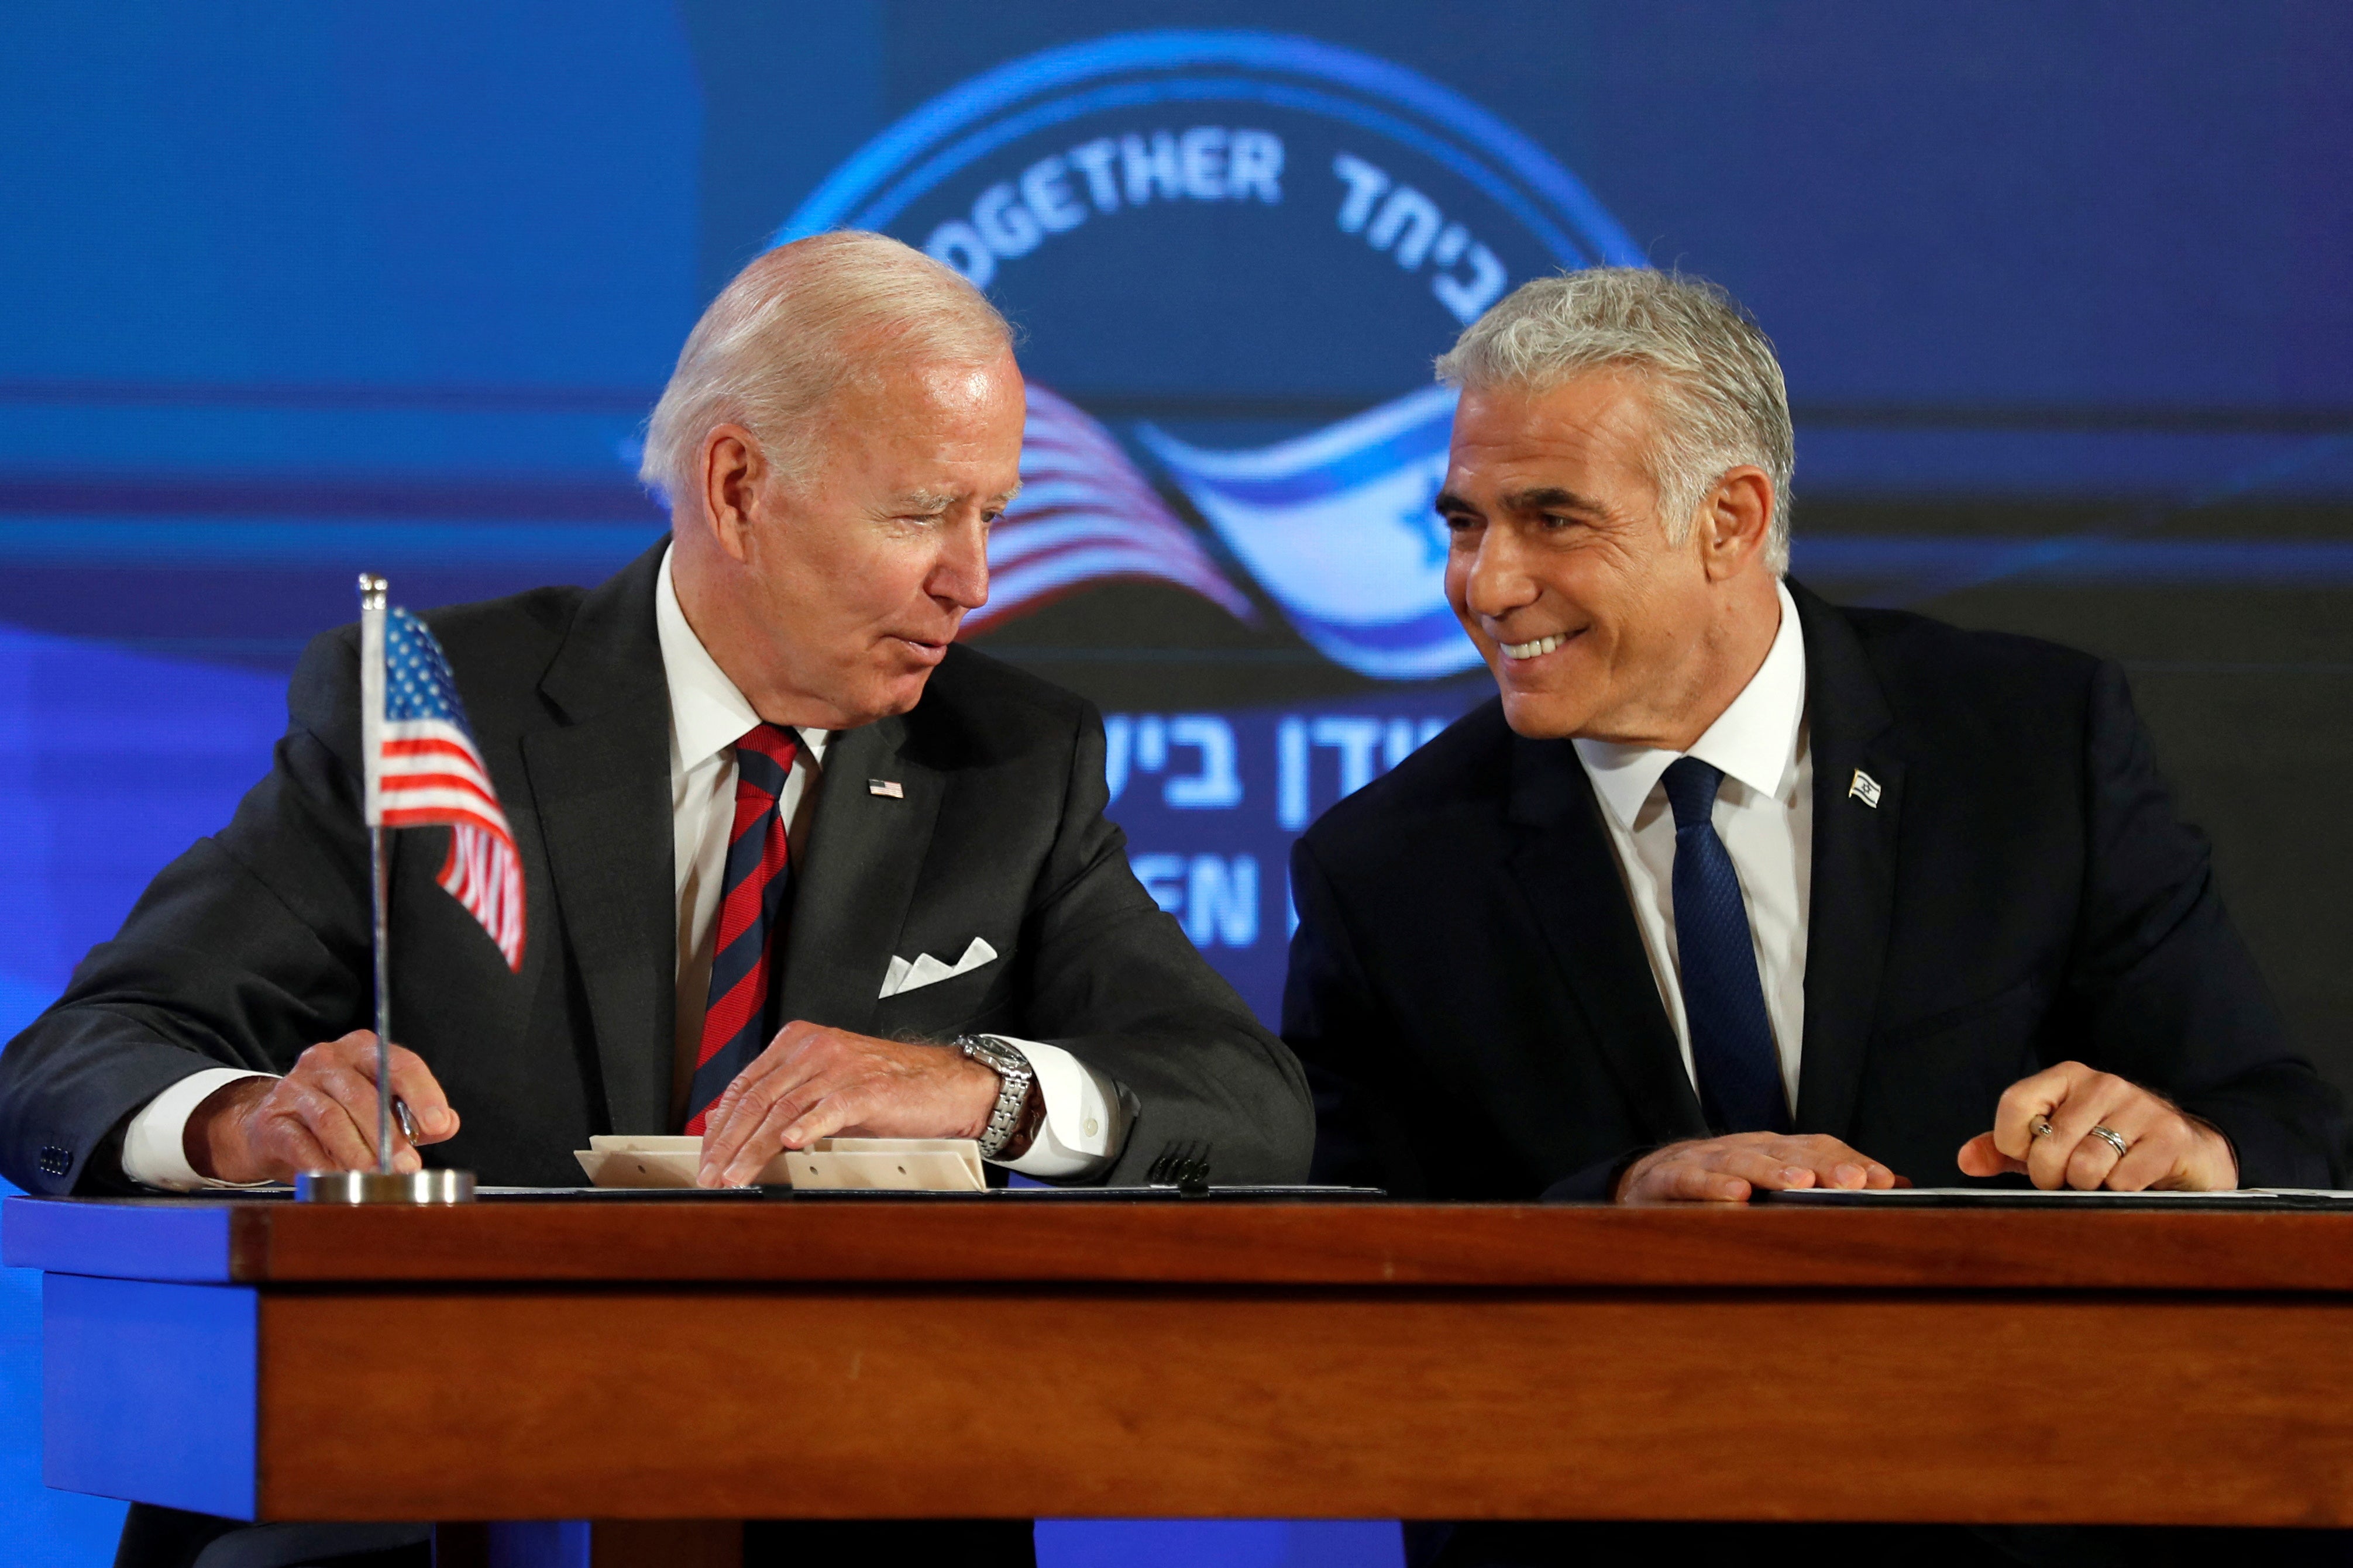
xmin=11 ymin=1195 xmax=2353 ymax=1548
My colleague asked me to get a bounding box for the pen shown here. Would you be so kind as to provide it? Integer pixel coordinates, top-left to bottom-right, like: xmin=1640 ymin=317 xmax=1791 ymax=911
xmin=394 ymin=1097 xmax=418 ymax=1146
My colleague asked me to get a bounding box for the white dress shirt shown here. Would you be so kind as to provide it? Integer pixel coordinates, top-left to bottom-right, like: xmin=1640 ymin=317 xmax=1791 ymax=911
xmin=1571 ymin=580 xmax=1812 ymax=1114
xmin=121 ymin=547 xmax=1127 ymax=1188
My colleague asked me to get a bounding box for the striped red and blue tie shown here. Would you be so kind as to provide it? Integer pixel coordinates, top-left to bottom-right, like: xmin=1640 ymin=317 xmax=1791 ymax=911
xmin=684 ymin=724 xmax=800 ymax=1135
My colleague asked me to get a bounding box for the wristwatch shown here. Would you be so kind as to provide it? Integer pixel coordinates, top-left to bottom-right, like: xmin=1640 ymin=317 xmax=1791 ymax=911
xmin=956 ymin=1035 xmax=1036 ymax=1160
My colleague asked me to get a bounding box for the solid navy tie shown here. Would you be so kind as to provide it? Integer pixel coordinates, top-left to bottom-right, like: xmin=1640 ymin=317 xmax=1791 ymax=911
xmin=1660 ymin=756 xmax=1789 ymax=1134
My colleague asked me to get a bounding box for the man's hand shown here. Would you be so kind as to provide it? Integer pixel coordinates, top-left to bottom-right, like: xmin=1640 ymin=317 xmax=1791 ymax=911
xmin=696 ymin=1022 xmax=1003 ymax=1188
xmin=1958 ymin=1060 xmax=2237 ymax=1191
xmin=1615 ymin=1132 xmax=1905 ymax=1204
xmin=184 ymin=1030 xmax=459 ymax=1184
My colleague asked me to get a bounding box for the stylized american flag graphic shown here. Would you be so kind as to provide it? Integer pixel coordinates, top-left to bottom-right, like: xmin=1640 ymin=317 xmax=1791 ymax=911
xmin=965 ymin=381 xmax=1259 ymax=635
xmin=380 ymin=608 xmax=526 ymax=970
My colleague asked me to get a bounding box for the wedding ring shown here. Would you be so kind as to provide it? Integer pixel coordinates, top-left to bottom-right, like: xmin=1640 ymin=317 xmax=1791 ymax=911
xmin=2029 ymin=1115 xmax=2054 ymax=1140
xmin=2089 ymin=1124 xmax=2130 ymax=1159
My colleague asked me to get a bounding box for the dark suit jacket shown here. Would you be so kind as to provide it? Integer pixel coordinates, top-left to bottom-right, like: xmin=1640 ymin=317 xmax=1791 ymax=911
xmin=0 ymin=544 xmax=1313 ymax=1193
xmin=1285 ymin=582 xmax=2341 ymax=1200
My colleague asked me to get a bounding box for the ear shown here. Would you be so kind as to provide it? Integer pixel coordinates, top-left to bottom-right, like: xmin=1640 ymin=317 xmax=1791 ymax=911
xmin=1696 ymin=466 xmax=1774 ymax=582
xmin=696 ymin=424 xmax=769 ymax=566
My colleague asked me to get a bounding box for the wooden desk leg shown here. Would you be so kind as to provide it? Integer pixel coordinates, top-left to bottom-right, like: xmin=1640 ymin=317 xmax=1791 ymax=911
xmin=590 ymin=1520 xmax=742 ymax=1566
xmin=430 ymin=1524 xmax=487 ymax=1568
xmin=432 ymin=1521 xmax=741 ymax=1568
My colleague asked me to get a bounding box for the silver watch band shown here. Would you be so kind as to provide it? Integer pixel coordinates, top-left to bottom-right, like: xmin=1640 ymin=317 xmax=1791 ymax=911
xmin=957 ymin=1035 xmax=1035 ymax=1160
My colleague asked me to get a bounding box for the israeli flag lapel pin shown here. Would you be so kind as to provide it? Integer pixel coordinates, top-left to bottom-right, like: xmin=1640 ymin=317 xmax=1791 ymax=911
xmin=868 ymin=778 xmax=904 ymax=799
xmin=1848 ymin=769 xmax=1883 ymax=808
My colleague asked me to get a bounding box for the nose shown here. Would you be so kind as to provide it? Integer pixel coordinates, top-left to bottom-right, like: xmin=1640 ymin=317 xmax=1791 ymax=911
xmin=930 ymin=512 xmax=991 ymax=614
xmin=1456 ymin=523 xmax=1539 ymax=626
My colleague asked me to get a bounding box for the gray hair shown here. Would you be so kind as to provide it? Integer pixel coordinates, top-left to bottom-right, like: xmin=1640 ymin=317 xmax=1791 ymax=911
xmin=639 ymin=230 xmax=1015 ymax=510
xmin=1434 ymin=268 xmax=1793 ymax=574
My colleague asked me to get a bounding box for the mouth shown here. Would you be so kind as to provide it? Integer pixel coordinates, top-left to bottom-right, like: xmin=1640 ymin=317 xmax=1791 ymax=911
xmin=887 ymin=635 xmax=952 ymax=667
xmin=1496 ymin=628 xmax=1582 ymax=663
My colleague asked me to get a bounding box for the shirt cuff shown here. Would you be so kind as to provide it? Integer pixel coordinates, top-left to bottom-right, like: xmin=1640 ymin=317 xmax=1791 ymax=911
xmin=121 ymin=1068 xmax=282 ymax=1191
xmin=983 ymin=1036 xmax=1130 ymax=1180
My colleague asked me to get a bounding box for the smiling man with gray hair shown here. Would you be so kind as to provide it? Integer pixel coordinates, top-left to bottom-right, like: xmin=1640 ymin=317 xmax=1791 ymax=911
xmin=1 ymin=231 xmax=1311 ymax=1568
xmin=1285 ymin=265 xmax=2340 ymax=1560
xmin=1295 ymin=263 xmax=2335 ymax=1202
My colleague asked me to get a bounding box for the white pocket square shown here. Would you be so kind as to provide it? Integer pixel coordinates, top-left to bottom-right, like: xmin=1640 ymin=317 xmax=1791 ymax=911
xmin=879 ymin=936 xmax=997 ymax=999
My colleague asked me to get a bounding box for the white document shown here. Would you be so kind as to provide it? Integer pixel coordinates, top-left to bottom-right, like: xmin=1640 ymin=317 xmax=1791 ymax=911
xmin=1777 ymin=1186 xmax=2353 ymax=1202
xmin=879 ymin=936 xmax=997 ymax=999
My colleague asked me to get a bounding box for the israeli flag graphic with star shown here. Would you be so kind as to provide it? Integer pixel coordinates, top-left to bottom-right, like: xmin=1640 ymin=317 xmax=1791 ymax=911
xmin=1136 ymin=385 xmax=1478 ymax=680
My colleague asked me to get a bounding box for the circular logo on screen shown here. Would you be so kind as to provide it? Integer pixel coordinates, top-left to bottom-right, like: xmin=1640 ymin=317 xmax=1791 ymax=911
xmin=778 ymin=30 xmax=1642 ymax=681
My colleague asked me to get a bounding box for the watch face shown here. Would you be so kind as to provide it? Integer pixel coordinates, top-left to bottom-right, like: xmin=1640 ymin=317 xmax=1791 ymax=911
xmin=964 ymin=1035 xmax=1027 ymax=1077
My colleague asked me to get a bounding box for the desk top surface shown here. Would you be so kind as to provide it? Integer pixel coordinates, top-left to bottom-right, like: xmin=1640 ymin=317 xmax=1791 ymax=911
xmin=9 ymin=1193 xmax=2353 ymax=1291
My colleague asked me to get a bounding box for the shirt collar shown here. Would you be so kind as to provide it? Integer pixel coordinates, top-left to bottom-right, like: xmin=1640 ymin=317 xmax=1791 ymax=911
xmin=655 ymin=544 xmax=830 ymax=773
xmin=1572 ymin=578 xmax=1808 ymax=829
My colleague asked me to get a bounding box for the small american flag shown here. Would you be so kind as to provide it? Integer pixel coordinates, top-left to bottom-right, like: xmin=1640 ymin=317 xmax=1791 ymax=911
xmin=373 ymin=607 xmax=526 ymax=971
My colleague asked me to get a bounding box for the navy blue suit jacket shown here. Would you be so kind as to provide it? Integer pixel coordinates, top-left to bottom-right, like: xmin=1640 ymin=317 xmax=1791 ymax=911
xmin=1285 ymin=583 xmax=2341 ymax=1200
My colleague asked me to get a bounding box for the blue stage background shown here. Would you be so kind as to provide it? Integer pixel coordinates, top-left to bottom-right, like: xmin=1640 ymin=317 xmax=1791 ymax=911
xmin=2 ymin=4 xmax=2348 ymax=1561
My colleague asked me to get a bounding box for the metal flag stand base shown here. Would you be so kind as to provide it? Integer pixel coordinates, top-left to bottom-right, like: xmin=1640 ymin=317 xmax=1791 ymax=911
xmin=297 ymin=1169 xmax=477 ymax=1204
xmin=291 ymin=573 xmax=481 ymax=1208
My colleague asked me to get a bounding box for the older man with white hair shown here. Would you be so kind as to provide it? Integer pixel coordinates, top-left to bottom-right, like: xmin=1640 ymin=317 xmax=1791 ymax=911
xmin=1285 ymin=266 xmax=2344 ymax=1561
xmin=1 ymin=231 xmax=1312 ymax=1568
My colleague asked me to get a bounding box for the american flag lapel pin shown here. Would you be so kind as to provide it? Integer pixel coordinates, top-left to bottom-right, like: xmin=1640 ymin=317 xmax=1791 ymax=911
xmin=868 ymin=778 xmax=904 ymax=799
xmin=1848 ymin=769 xmax=1883 ymax=808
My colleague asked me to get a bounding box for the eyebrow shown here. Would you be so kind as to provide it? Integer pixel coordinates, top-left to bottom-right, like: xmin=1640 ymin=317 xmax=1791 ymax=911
xmin=1432 ymin=484 xmax=1609 ymax=519
xmin=1499 ymin=485 xmax=1608 ymax=516
xmin=893 ymin=480 xmax=1025 ymax=511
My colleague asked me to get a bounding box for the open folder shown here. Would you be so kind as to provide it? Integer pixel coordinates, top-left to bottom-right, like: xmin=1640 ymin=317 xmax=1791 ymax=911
xmin=572 ymin=1135 xmax=987 ymax=1191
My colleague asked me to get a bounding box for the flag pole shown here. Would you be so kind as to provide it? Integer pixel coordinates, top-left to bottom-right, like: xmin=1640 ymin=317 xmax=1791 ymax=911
xmin=294 ymin=574 xmax=474 ymax=1204
xmin=357 ymin=573 xmax=394 ymax=1177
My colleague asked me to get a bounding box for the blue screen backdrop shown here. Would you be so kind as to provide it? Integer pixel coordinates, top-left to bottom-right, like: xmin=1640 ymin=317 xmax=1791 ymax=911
xmin=2 ymin=2 xmax=2348 ymax=1561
